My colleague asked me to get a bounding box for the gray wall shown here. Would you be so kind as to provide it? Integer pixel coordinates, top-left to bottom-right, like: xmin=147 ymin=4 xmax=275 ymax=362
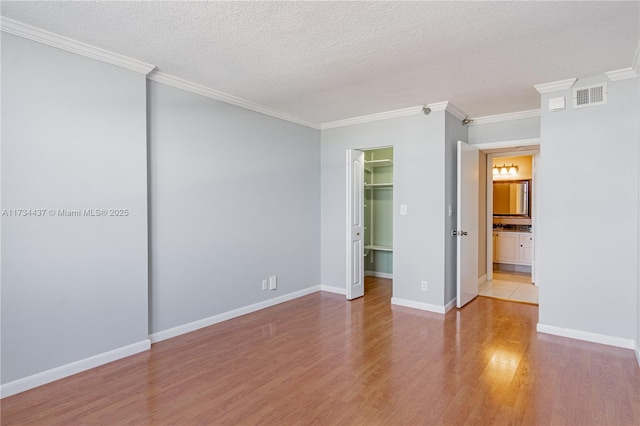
xmin=148 ymin=81 xmax=321 ymax=333
xmin=1 ymin=34 xmax=149 ymax=383
xmin=469 ymin=116 xmax=540 ymax=144
xmin=444 ymin=113 xmax=469 ymax=303
xmin=321 ymin=113 xmax=450 ymax=306
xmin=538 ymin=76 xmax=639 ymax=340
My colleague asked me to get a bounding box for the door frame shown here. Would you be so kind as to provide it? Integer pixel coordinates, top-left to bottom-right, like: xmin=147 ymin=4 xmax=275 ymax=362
xmin=474 ymin=139 xmax=540 ymax=285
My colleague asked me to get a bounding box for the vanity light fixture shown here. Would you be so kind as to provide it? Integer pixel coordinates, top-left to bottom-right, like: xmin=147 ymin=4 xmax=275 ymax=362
xmin=493 ymin=163 xmax=519 ymax=175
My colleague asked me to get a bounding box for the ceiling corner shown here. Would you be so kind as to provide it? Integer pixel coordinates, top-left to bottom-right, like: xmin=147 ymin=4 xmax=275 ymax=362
xmin=445 ymin=103 xmax=468 ymax=121
xmin=534 ymin=78 xmax=578 ymax=94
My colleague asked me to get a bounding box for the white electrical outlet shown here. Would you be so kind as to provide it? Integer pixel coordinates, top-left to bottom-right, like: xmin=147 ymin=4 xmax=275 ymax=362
xmin=269 ymin=276 xmax=277 ymax=290
xmin=421 ymin=281 xmax=428 ymax=291
xmin=262 ymin=279 xmax=267 ymax=290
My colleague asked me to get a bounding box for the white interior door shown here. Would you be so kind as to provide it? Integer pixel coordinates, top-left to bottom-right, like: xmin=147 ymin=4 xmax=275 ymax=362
xmin=346 ymin=149 xmax=365 ymax=300
xmin=457 ymin=141 xmax=479 ymax=308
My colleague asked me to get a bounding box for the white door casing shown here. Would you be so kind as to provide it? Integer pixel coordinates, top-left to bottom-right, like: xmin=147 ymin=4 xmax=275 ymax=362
xmin=457 ymin=141 xmax=479 ymax=308
xmin=346 ymin=149 xmax=365 ymax=300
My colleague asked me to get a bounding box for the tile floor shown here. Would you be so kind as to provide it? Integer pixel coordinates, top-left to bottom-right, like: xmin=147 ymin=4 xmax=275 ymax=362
xmin=478 ymin=271 xmax=538 ymax=304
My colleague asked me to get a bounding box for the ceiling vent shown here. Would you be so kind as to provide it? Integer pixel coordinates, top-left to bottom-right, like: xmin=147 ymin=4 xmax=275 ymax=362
xmin=573 ymin=83 xmax=607 ymax=109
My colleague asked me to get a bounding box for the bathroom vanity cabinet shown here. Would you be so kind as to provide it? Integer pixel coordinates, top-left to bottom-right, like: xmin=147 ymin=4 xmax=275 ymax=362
xmin=493 ymin=231 xmax=533 ymax=266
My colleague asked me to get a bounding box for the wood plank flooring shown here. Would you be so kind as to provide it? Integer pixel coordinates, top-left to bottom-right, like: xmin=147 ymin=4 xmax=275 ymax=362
xmin=2 ymin=277 xmax=639 ymax=425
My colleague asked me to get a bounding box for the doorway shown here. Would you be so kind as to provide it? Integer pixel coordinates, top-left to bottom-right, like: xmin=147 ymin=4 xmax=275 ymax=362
xmin=480 ymin=147 xmax=540 ymax=304
xmin=346 ymin=147 xmax=394 ymax=300
xmin=363 ymin=147 xmax=394 ymax=280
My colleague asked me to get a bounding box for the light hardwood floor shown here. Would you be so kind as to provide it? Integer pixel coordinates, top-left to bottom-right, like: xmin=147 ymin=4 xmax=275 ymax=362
xmin=2 ymin=277 xmax=639 ymax=425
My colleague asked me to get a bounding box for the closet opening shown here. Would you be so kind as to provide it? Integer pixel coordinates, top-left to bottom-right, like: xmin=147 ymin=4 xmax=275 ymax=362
xmin=346 ymin=146 xmax=393 ymax=300
xmin=363 ymin=147 xmax=393 ymax=284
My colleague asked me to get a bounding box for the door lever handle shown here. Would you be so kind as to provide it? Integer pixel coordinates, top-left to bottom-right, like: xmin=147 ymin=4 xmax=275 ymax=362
xmin=461 ymin=231 xmax=468 ymax=236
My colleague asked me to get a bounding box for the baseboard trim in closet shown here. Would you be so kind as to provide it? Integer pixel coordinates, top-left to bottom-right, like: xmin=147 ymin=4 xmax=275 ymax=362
xmin=365 ymin=271 xmax=393 ymax=279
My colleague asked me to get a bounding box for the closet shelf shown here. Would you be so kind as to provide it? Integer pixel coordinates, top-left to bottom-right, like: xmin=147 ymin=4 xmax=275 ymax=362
xmin=365 ymin=244 xmax=393 ymax=252
xmin=365 ymin=159 xmax=393 ymax=168
xmin=365 ymin=183 xmax=393 ymax=188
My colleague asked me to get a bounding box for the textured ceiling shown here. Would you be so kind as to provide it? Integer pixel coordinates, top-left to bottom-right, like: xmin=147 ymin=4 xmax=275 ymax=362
xmin=2 ymin=1 xmax=639 ymax=125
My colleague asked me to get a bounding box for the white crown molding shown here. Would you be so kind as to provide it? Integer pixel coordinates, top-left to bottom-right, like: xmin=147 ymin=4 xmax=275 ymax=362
xmin=321 ymin=101 xmax=468 ymax=130
xmin=605 ymin=68 xmax=639 ymax=81
xmin=427 ymin=101 xmax=468 ymax=121
xmin=445 ymin=103 xmax=468 ymax=121
xmin=320 ymin=105 xmax=424 ymax=130
xmin=427 ymin=101 xmax=450 ymax=112
xmin=534 ymin=78 xmax=577 ymax=94
xmin=1 ymin=16 xmax=155 ymax=75
xmin=147 ymin=71 xmax=320 ymax=130
xmin=470 ymin=109 xmax=541 ymax=126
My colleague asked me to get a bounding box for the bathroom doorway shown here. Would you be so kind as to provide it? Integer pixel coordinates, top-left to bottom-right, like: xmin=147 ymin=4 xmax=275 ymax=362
xmin=480 ymin=146 xmax=540 ymax=304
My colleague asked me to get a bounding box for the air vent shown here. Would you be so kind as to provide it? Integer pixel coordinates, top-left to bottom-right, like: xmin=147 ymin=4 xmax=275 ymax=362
xmin=573 ymin=83 xmax=607 ymax=109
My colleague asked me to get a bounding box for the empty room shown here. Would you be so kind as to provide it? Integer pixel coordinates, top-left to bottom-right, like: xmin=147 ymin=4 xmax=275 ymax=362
xmin=1 ymin=1 xmax=639 ymax=425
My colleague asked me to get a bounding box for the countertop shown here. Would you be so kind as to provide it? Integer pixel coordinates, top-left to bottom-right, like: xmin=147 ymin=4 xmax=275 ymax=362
xmin=493 ymin=227 xmax=532 ymax=233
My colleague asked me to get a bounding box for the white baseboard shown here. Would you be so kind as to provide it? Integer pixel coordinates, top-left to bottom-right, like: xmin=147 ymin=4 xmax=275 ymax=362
xmin=365 ymin=271 xmax=393 ymax=279
xmin=391 ymin=297 xmax=446 ymax=314
xmin=320 ymin=284 xmax=346 ymax=295
xmin=444 ymin=298 xmax=457 ymax=313
xmin=634 ymin=341 xmax=640 ymax=368
xmin=149 ymin=285 xmax=322 ymax=343
xmin=537 ymin=323 xmax=636 ymax=350
xmin=478 ymin=275 xmax=487 ymax=285
xmin=0 ymin=339 xmax=150 ymax=399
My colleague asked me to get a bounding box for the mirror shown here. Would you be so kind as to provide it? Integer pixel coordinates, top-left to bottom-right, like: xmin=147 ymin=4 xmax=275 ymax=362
xmin=493 ymin=180 xmax=530 ymax=217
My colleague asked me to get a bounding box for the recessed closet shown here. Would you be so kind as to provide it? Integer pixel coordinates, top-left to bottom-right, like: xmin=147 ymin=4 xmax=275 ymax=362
xmin=363 ymin=147 xmax=393 ymax=278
